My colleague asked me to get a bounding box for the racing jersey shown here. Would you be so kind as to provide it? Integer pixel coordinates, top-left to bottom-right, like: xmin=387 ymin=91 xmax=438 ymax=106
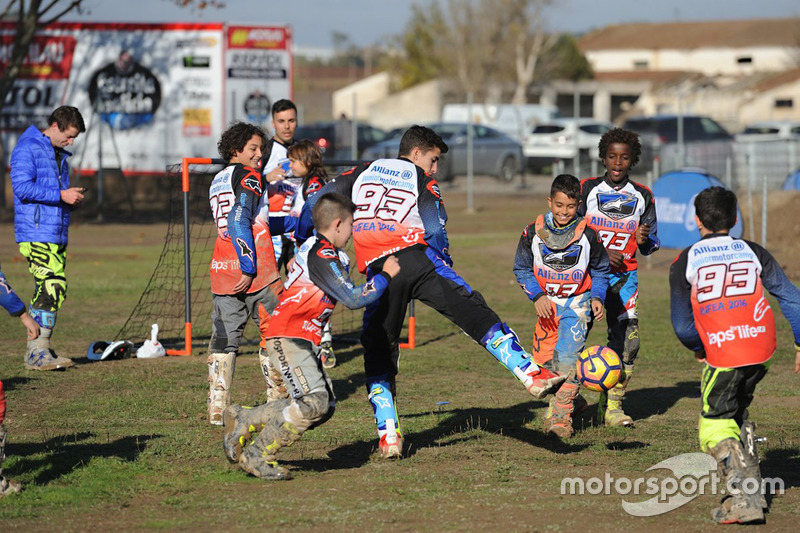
xmin=670 ymin=233 xmax=800 ymax=368
xmin=1 ymin=264 xmax=25 ymax=317
xmin=579 ymin=174 xmax=660 ymax=273
xmin=265 ymin=234 xmax=391 ymax=344
xmin=209 ymin=163 xmax=280 ymax=295
xmin=297 ymin=158 xmax=449 ymax=273
xmin=514 ymin=214 xmax=609 ymax=302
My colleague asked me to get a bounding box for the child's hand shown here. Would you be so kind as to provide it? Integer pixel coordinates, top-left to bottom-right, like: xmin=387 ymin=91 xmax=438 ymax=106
xmin=591 ymin=299 xmax=605 ymax=321
xmin=695 ymin=348 xmax=706 ymax=363
xmin=636 ymin=223 xmax=651 ymax=246
xmin=382 ymin=256 xmax=401 ymax=278
xmin=232 ymin=273 xmax=255 ymax=294
xmin=20 ymin=312 xmax=40 ymax=340
xmin=606 ymin=249 xmax=624 ymax=269
xmin=794 ymin=349 xmax=800 ymax=374
xmin=265 ymin=167 xmax=286 ymax=183
xmin=534 ymin=297 xmax=554 ymax=320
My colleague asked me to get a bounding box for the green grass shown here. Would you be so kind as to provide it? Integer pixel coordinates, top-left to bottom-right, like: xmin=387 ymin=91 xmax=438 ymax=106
xmin=0 ymin=195 xmax=799 ymax=532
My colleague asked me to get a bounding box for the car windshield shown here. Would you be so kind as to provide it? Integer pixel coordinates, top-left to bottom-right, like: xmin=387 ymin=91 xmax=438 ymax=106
xmin=742 ymin=126 xmax=780 ymax=134
xmin=532 ymin=125 xmax=565 ymax=134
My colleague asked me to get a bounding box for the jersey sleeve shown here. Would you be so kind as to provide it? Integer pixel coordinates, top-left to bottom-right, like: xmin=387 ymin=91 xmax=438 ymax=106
xmin=577 ymin=177 xmax=597 ymax=217
xmin=303 ymin=175 xmax=325 ymax=200
xmin=586 ymin=226 xmax=610 ymax=301
xmin=417 ymin=174 xmax=452 ymax=266
xmin=0 ymin=266 xmax=26 ymax=317
xmin=750 ymin=241 xmax=800 ymax=345
xmin=307 ymin=241 xmax=390 ymax=310
xmin=296 ymin=165 xmax=363 ymax=244
xmin=227 ymin=165 xmax=265 ymax=277
xmin=638 ymin=187 xmax=661 ymax=256
xmin=513 ymin=223 xmax=545 ymax=302
xmin=669 ymin=248 xmax=703 ymax=352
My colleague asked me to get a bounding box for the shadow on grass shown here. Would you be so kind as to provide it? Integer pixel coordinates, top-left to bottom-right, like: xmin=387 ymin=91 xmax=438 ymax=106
xmin=6 ymin=431 xmax=162 ymax=485
xmin=283 ymin=400 xmax=589 ymax=475
xmin=762 ymin=447 xmax=800 ymax=490
xmin=625 ymin=381 xmax=700 ymax=420
xmin=0 ymin=376 xmax=35 ymax=391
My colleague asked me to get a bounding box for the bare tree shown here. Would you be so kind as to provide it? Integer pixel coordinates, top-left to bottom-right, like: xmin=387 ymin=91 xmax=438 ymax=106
xmin=506 ymin=0 xmax=557 ymax=104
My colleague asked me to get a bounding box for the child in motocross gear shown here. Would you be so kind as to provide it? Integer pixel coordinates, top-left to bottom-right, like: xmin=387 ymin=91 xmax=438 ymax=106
xmin=207 ymin=122 xmax=295 ymax=425
xmin=1 ymin=263 xmax=40 ymax=496
xmin=261 ymin=99 xmax=298 ymax=273
xmin=669 ymin=186 xmax=800 ymax=525
xmin=514 ymin=174 xmax=610 ymax=438
xmin=222 ymin=193 xmax=400 ymax=480
xmin=296 ymin=125 xmax=566 ymax=459
xmin=287 ymin=140 xmax=337 ymax=368
xmin=577 ymin=128 xmax=660 ymax=427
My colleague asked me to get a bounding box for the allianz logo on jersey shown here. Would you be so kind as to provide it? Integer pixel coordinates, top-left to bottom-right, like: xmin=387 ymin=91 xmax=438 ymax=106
xmin=707 ymin=324 xmax=767 ymax=347
xmin=371 ymin=165 xmax=414 ymax=180
xmin=539 ymin=244 xmax=581 ymax=272
xmin=598 ymin=192 xmax=638 ymax=220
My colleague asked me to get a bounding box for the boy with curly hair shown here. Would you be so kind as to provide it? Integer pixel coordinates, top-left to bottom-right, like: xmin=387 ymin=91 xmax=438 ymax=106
xmin=576 ymin=128 xmax=660 ymax=427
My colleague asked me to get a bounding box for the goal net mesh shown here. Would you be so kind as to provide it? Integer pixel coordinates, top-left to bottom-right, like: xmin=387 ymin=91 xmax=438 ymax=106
xmin=115 ymin=160 xmax=364 ymax=352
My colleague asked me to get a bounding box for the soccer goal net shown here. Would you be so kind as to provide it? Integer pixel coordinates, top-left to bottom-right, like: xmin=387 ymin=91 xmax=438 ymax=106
xmin=114 ymin=158 xmax=369 ymax=355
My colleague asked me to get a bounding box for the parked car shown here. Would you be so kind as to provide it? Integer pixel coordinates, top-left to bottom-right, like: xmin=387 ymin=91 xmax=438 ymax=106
xmin=735 ymin=121 xmax=800 ymax=142
xmin=294 ymin=121 xmax=389 ymax=159
xmin=361 ymin=123 xmax=524 ymax=182
xmin=523 ymin=118 xmax=614 ymax=170
xmin=621 ymin=115 xmax=734 ymax=177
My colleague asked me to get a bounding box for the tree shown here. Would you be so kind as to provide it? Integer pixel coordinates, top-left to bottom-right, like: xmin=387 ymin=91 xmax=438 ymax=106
xmin=393 ymin=0 xmax=584 ymax=104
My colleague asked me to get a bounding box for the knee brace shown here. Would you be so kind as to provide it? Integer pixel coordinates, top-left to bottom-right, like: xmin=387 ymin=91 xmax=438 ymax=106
xmin=609 ymin=318 xmax=639 ymax=365
xmin=29 ymin=308 xmax=56 ymax=329
xmin=282 ymin=390 xmax=333 ymax=432
xmin=32 ymin=276 xmax=66 ymax=313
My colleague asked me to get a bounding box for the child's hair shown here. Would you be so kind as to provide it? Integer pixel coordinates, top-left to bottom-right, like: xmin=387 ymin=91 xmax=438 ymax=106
xmin=550 ymin=174 xmax=581 ymax=199
xmin=288 ymin=139 xmax=328 ymax=182
xmin=217 ymin=122 xmax=266 ymax=162
xmin=398 ymin=125 xmax=449 ymax=158
xmin=48 ymin=106 xmax=85 ymax=133
xmin=312 ymin=192 xmax=356 ymax=231
xmin=694 ymin=186 xmax=737 ymax=232
xmin=598 ymin=127 xmax=641 ymax=168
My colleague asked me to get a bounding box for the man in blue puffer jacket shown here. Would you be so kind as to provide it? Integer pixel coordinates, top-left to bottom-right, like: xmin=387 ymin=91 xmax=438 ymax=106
xmin=10 ymin=106 xmax=86 ymax=371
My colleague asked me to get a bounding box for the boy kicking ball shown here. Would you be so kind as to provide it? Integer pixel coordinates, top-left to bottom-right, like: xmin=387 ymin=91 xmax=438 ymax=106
xmin=222 ymin=193 xmax=400 ymax=480
xmin=670 ymin=186 xmax=800 ymax=524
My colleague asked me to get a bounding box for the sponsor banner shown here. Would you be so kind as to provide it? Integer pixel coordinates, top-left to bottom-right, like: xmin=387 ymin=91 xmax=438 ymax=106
xmin=653 ymin=170 xmax=743 ymax=249
xmin=1 ymin=22 xmax=291 ymax=172
xmin=225 ymin=25 xmax=292 ymax=127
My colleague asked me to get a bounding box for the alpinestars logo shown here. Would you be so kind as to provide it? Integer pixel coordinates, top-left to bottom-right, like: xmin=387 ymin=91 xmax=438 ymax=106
xmin=598 ymin=192 xmax=638 ymax=220
xmin=241 ymin=169 xmax=263 ymax=195
xmin=540 ymin=244 xmax=581 ymax=272
xmin=236 ymin=238 xmax=254 ymax=261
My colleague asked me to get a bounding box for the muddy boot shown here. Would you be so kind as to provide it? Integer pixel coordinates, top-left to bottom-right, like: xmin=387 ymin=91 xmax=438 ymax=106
xmin=259 ymin=348 xmax=288 ymax=403
xmin=740 ymin=421 xmax=768 ymax=509
xmin=598 ymin=365 xmax=633 ymax=427
xmin=708 ymin=438 xmax=765 ymax=524
xmin=222 ymin=401 xmax=287 ymax=463
xmin=207 ymin=352 xmax=235 ymax=425
xmin=238 ymin=418 xmax=301 ymax=481
xmin=544 ymin=375 xmax=581 ymax=438
xmin=24 ymin=327 xmax=75 ymax=371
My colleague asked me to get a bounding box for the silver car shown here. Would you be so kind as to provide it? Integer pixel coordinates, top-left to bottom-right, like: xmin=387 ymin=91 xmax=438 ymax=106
xmin=360 ymin=123 xmax=524 ymax=182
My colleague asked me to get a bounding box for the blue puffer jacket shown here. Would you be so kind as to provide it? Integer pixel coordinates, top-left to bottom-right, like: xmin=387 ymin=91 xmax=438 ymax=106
xmin=10 ymin=125 xmax=72 ymax=245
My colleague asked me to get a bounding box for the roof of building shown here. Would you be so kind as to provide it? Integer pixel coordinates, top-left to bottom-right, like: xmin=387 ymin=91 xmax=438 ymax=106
xmin=752 ymin=68 xmax=800 ymax=93
xmin=578 ymin=18 xmax=800 ymax=51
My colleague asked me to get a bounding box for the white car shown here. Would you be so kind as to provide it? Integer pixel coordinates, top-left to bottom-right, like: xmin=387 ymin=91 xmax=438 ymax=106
xmin=735 ymin=121 xmax=800 ymax=142
xmin=523 ymin=118 xmax=614 ymax=169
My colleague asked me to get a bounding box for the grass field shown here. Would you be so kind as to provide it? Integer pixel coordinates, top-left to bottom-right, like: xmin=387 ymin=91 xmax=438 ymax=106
xmin=0 ymin=187 xmax=799 ymax=532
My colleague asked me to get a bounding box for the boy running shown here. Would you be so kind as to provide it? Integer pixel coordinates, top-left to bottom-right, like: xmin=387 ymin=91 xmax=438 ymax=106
xmin=514 ymin=174 xmax=609 ymax=438
xmin=578 ymin=128 xmax=660 ymax=427
xmin=669 ymin=186 xmax=800 ymax=524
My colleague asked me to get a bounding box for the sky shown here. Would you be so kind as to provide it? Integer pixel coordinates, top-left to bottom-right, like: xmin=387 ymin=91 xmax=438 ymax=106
xmin=64 ymin=0 xmax=800 ymax=48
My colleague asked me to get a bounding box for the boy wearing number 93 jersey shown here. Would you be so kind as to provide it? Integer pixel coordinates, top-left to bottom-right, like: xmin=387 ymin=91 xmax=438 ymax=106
xmin=669 ymin=187 xmax=800 ymax=524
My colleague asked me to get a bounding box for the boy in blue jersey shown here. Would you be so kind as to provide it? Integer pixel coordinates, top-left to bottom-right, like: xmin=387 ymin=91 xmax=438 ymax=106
xmin=514 ymin=174 xmax=609 ymax=438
